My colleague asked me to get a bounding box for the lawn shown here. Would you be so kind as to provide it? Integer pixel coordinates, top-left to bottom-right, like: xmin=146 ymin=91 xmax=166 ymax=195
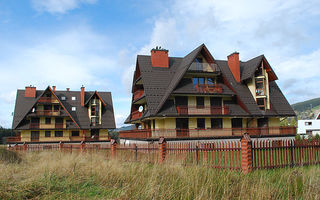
xmin=0 ymin=149 xmax=319 ymax=199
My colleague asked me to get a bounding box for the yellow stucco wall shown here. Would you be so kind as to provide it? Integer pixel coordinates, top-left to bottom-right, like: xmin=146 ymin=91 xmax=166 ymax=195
xmin=20 ymin=129 xmax=109 ymax=142
xmin=268 ymin=118 xmax=280 ymax=127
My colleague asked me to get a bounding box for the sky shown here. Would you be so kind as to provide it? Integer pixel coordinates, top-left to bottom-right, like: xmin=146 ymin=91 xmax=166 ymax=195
xmin=0 ymin=0 xmax=320 ymax=128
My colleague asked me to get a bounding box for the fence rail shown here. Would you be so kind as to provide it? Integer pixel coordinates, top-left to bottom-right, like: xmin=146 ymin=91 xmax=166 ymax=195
xmin=7 ymin=136 xmax=320 ymax=173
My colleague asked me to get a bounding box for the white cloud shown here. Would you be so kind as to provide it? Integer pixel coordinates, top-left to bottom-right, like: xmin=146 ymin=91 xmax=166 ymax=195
xmin=31 ymin=0 xmax=97 ymax=14
xmin=135 ymin=0 xmax=320 ymax=105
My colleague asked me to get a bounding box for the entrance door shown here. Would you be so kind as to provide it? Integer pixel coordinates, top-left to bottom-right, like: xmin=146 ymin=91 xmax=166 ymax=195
xmin=176 ymin=118 xmax=189 ymax=137
xmin=258 ymin=118 xmax=269 ymax=135
xmin=31 ymin=131 xmax=40 ymax=141
xmin=210 ymin=97 xmax=222 ymax=114
xmin=175 ymin=96 xmax=188 ymax=115
xmin=30 ymin=118 xmax=40 ymax=129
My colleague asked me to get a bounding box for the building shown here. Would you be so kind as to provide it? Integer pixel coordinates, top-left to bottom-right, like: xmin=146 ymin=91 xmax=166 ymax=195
xmin=120 ymin=44 xmax=296 ymax=139
xmin=10 ymin=86 xmax=116 ymax=143
xmin=298 ymin=113 xmax=320 ymax=137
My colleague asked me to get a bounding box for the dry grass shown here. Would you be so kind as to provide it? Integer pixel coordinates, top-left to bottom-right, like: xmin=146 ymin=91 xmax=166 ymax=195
xmin=0 ymin=150 xmax=319 ymax=199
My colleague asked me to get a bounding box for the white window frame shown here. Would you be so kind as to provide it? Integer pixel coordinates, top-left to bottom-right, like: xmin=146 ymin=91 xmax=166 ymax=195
xmin=72 ymin=107 xmax=76 ymax=111
xmin=72 ymin=96 xmax=76 ymax=101
xmin=61 ymin=96 xmax=66 ymax=101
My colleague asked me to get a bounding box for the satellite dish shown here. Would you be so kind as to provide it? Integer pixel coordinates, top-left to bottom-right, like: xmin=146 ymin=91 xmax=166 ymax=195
xmin=138 ymin=106 xmax=144 ymax=113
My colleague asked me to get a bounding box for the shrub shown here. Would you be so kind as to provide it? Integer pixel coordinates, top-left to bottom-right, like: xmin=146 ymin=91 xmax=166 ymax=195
xmin=0 ymin=148 xmax=21 ymax=164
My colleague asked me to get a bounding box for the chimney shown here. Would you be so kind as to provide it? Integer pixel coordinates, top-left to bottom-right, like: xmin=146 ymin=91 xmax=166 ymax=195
xmin=150 ymin=47 xmax=169 ymax=68
xmin=52 ymin=86 xmax=56 ymax=92
xmin=81 ymin=86 xmax=85 ymax=107
xmin=66 ymin=88 xmax=70 ymax=91
xmin=227 ymin=52 xmax=241 ymax=82
xmin=25 ymin=85 xmax=36 ymax=98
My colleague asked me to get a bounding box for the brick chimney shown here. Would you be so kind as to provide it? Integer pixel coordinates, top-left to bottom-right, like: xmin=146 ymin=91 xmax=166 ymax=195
xmin=227 ymin=52 xmax=241 ymax=82
xmin=52 ymin=86 xmax=56 ymax=92
xmin=25 ymin=85 xmax=36 ymax=98
xmin=151 ymin=47 xmax=169 ymax=68
xmin=81 ymin=86 xmax=85 ymax=107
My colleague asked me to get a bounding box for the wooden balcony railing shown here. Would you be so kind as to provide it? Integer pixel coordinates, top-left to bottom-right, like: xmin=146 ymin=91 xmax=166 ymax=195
xmin=119 ymin=129 xmax=152 ymax=139
xmin=119 ymin=127 xmax=297 ymax=139
xmin=176 ymin=106 xmax=230 ymax=115
xmin=195 ymin=84 xmax=223 ymax=93
xmin=29 ymin=123 xmax=65 ymax=129
xmin=6 ymin=136 xmax=21 ymax=142
xmin=38 ymin=97 xmax=59 ymax=103
xmin=35 ymin=110 xmax=61 ymax=116
xmin=133 ymin=89 xmax=144 ymax=101
xmin=131 ymin=110 xmax=143 ymax=120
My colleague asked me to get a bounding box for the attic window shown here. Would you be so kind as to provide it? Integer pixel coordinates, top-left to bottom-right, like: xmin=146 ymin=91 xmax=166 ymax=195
xmin=72 ymin=107 xmax=76 ymax=111
xmin=305 ymin=122 xmax=312 ymax=126
xmin=61 ymin=96 xmax=66 ymax=100
xmin=72 ymin=96 xmax=76 ymax=100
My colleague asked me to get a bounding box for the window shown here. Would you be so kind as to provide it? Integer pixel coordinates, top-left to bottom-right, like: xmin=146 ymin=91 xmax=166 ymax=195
xmin=211 ymin=118 xmax=222 ymax=129
xmin=195 ymin=57 xmax=203 ymax=71
xmin=45 ymin=118 xmax=51 ymax=124
xmin=193 ymin=77 xmax=205 ymax=85
xmin=197 ymin=118 xmax=205 ymax=129
xmin=232 ymin=118 xmax=242 ymax=128
xmin=72 ymin=96 xmax=76 ymax=100
xmin=72 ymin=131 xmax=79 ymax=136
xmin=45 ymin=131 xmax=51 ymax=137
xmin=196 ymin=97 xmax=204 ymax=108
xmin=44 ymin=105 xmax=51 ymax=111
xmin=257 ymin=98 xmax=266 ymax=110
xmin=61 ymin=96 xmax=66 ymax=100
xmin=207 ymin=78 xmax=215 ymax=85
xmin=305 ymin=122 xmax=312 ymax=126
xmin=54 ymin=105 xmax=60 ymax=111
xmin=55 ymin=131 xmax=63 ymax=137
xmin=72 ymin=107 xmax=76 ymax=111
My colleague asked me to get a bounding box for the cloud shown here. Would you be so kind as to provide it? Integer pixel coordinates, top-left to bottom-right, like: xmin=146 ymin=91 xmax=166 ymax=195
xmin=134 ymin=0 xmax=320 ymax=105
xmin=31 ymin=0 xmax=97 ymax=14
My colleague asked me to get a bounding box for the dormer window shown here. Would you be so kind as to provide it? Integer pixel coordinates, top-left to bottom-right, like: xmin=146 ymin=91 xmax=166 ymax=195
xmin=72 ymin=107 xmax=76 ymax=111
xmin=61 ymin=96 xmax=66 ymax=100
xmin=72 ymin=96 xmax=76 ymax=100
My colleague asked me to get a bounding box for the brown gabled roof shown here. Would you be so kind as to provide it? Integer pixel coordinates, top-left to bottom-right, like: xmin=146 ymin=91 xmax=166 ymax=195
xmin=12 ymin=87 xmax=116 ymax=130
xmin=125 ymin=44 xmax=295 ymax=123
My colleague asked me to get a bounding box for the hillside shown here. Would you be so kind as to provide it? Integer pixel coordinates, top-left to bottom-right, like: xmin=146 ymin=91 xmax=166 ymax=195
xmin=291 ymin=97 xmax=320 ymax=120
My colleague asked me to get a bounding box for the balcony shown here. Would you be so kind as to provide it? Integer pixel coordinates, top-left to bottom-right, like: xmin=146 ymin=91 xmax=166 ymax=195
xmin=188 ymin=62 xmax=220 ymax=73
xmin=35 ymin=110 xmax=61 ymax=116
xmin=29 ymin=123 xmax=65 ymax=129
xmin=176 ymin=106 xmax=230 ymax=115
xmin=37 ymin=97 xmax=59 ymax=104
xmin=119 ymin=127 xmax=297 ymax=139
xmin=195 ymin=84 xmax=223 ymax=94
xmin=131 ymin=110 xmax=142 ymax=120
xmin=6 ymin=136 xmax=21 ymax=143
xmin=133 ymin=89 xmax=144 ymax=101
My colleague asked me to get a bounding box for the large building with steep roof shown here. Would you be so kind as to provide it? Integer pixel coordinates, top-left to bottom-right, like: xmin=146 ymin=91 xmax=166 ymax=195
xmin=120 ymin=44 xmax=296 ymax=139
xmin=10 ymin=86 xmax=115 ymax=143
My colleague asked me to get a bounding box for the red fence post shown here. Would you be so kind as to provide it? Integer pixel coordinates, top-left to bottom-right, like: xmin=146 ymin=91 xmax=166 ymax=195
xmin=23 ymin=142 xmax=28 ymax=151
xmin=158 ymin=137 xmax=167 ymax=163
xmin=241 ymin=134 xmax=253 ymax=174
xmin=111 ymin=139 xmax=117 ymax=158
xmin=59 ymin=141 xmax=63 ymax=151
xmin=80 ymin=141 xmax=86 ymax=152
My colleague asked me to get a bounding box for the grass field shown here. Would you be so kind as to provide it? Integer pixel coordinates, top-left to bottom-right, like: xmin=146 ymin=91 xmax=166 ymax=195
xmin=0 ymin=149 xmax=319 ymax=200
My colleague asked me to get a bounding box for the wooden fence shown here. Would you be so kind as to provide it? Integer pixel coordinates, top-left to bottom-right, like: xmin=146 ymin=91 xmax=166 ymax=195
xmin=8 ymin=135 xmax=320 ymax=173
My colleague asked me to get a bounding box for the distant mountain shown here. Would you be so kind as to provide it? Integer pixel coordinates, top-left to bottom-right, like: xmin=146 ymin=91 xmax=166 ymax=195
xmin=113 ymin=125 xmax=135 ymax=132
xmin=291 ymin=97 xmax=320 ymax=120
xmin=292 ymin=98 xmax=320 ymax=112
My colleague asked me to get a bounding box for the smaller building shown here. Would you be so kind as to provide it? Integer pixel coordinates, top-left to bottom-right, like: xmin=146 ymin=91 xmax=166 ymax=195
xmin=298 ymin=113 xmax=320 ymax=136
xmin=10 ymin=85 xmax=116 ymax=143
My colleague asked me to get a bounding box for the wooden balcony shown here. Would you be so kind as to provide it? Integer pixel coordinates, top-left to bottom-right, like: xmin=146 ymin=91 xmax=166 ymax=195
xmin=119 ymin=127 xmax=296 ymax=139
xmin=29 ymin=123 xmax=65 ymax=129
xmin=37 ymin=97 xmax=59 ymax=103
xmin=131 ymin=110 xmax=142 ymax=120
xmin=5 ymin=136 xmax=21 ymax=143
xmin=133 ymin=89 xmax=144 ymax=101
xmin=195 ymin=84 xmax=223 ymax=93
xmin=176 ymin=106 xmax=230 ymax=115
xmin=35 ymin=110 xmax=61 ymax=116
